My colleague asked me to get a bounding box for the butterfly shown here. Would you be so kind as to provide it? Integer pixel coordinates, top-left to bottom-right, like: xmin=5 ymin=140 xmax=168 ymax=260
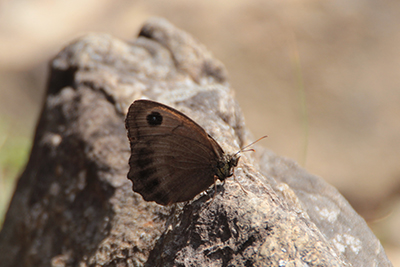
xmin=125 ymin=99 xmax=265 ymax=205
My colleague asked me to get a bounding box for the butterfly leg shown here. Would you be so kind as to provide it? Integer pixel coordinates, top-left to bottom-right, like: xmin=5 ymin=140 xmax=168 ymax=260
xmin=203 ymin=175 xmax=219 ymax=210
xmin=233 ymin=174 xmax=248 ymax=195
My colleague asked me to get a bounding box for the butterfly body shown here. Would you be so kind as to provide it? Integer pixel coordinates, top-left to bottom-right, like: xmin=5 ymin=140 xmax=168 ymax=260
xmin=125 ymin=100 xmax=239 ymax=205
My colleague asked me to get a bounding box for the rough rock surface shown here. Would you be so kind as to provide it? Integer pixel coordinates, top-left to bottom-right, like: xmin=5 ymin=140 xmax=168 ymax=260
xmin=0 ymin=17 xmax=392 ymax=267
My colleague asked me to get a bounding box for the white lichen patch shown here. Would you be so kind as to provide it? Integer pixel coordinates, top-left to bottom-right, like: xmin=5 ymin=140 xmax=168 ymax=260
xmin=315 ymin=206 xmax=340 ymax=223
xmin=332 ymin=234 xmax=362 ymax=255
xmin=278 ymin=259 xmax=287 ymax=266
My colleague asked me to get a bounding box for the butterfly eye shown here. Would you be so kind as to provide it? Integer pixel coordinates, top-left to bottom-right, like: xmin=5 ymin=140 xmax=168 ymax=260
xmin=146 ymin=111 xmax=163 ymax=126
xmin=217 ymin=161 xmax=225 ymax=169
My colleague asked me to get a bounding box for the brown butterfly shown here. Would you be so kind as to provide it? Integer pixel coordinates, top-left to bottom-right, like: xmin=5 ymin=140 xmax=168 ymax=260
xmin=125 ymin=99 xmax=265 ymax=205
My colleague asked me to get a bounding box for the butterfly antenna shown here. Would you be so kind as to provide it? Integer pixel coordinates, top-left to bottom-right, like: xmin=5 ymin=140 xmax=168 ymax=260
xmin=234 ymin=135 xmax=268 ymax=156
xmin=240 ymin=148 xmax=255 ymax=153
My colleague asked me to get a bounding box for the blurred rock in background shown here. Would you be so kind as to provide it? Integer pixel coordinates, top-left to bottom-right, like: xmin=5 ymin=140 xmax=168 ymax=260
xmin=0 ymin=0 xmax=399 ymax=264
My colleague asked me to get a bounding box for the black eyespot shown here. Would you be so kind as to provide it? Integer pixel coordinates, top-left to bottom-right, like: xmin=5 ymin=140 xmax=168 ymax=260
xmin=146 ymin=111 xmax=163 ymax=126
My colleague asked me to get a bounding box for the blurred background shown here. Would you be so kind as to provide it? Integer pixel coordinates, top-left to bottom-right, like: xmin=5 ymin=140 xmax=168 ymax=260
xmin=0 ymin=0 xmax=399 ymax=264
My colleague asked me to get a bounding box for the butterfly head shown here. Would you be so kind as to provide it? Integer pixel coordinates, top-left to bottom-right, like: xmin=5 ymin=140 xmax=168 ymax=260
xmin=215 ymin=136 xmax=268 ymax=181
xmin=215 ymin=153 xmax=240 ymax=181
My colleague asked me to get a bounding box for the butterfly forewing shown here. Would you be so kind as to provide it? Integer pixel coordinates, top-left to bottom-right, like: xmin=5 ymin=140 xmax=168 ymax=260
xmin=126 ymin=100 xmax=225 ymax=205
